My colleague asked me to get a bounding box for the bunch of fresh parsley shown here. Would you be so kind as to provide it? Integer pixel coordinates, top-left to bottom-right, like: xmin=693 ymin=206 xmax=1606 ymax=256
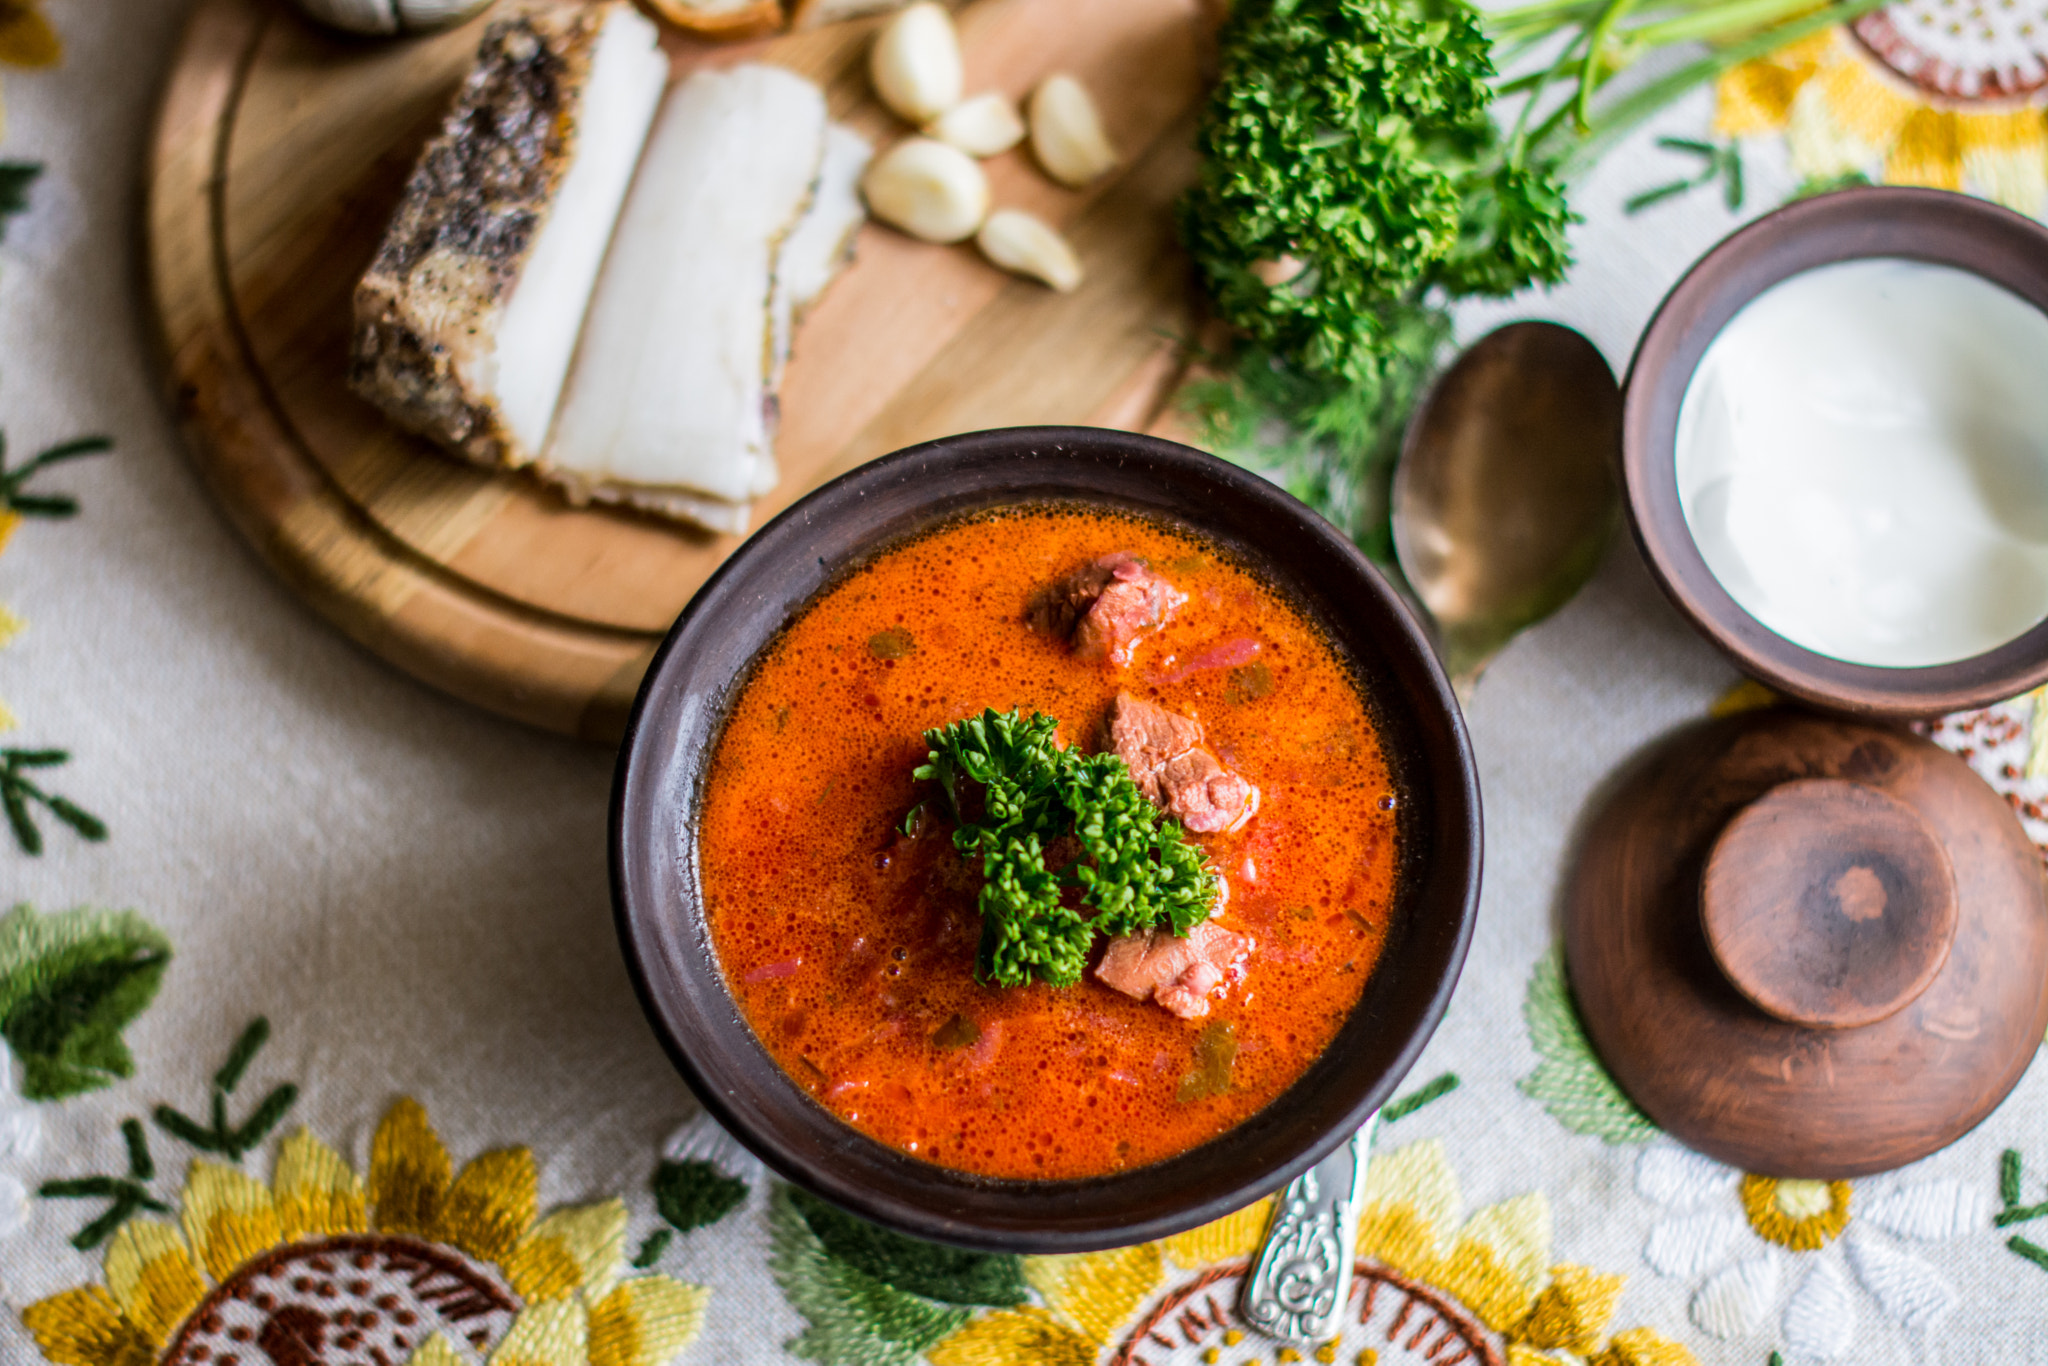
xmin=1179 ymin=0 xmax=1573 ymax=389
xmin=1175 ymin=0 xmax=1571 ymax=559
xmin=911 ymin=709 xmax=1220 ymax=989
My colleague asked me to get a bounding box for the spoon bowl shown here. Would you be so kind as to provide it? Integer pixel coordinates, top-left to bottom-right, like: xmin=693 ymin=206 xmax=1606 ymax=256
xmin=1393 ymin=322 xmax=1622 ymax=687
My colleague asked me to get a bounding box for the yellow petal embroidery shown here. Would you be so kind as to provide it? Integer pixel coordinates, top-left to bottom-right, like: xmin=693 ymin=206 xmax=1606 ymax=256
xmin=1814 ymin=45 xmax=1920 ymax=152
xmin=435 ymin=1147 xmax=539 ymax=1264
xmin=0 ymin=603 xmax=26 ymax=646
xmin=1163 ymin=1197 xmax=1273 ymax=1267
xmin=405 ymin=1335 xmax=468 ymax=1366
xmin=181 ymin=1160 xmax=284 ymax=1282
xmin=0 ymin=508 xmax=21 ymax=556
xmin=1888 ymin=107 xmax=1965 ymax=190
xmin=1426 ymin=1192 xmax=1554 ymax=1334
xmin=273 ymin=1127 xmax=367 ymax=1239
xmin=1782 ymin=75 xmax=1877 ymax=179
xmin=587 ymin=1275 xmax=710 ymax=1366
xmin=490 ymin=1298 xmax=589 ymax=1366
xmin=1965 ymin=143 xmax=2048 ymax=215
xmin=1713 ymin=29 xmax=1833 ymax=136
xmin=1023 ymin=1244 xmax=1162 ymax=1344
xmin=371 ymin=1096 xmax=452 ymax=1236
xmin=503 ymin=1201 xmax=630 ymax=1303
xmin=0 ymin=3 xmax=60 ymax=67
xmin=1506 ymin=1346 xmax=1562 ymax=1366
xmin=1958 ymin=108 xmax=2048 ymax=154
xmin=1513 ymin=1264 xmax=1627 ymax=1355
xmin=1449 ymin=1194 xmax=1550 ymax=1290
xmin=927 ymin=1306 xmax=1097 ymax=1366
xmin=1714 ymin=61 xmax=1813 ymax=137
xmin=1708 ymin=678 xmax=1779 ymax=718
xmin=103 ymin=1220 xmax=206 ymax=1348
xmin=21 ymin=1287 xmax=155 ymax=1366
xmin=1587 ymin=1326 xmax=1700 ymax=1366
xmin=1356 ymin=1140 xmax=1460 ymax=1275
xmin=1957 ymin=109 xmax=2048 ymax=213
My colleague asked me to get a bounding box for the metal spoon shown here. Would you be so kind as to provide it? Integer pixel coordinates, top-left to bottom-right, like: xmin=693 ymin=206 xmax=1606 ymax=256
xmin=1391 ymin=321 xmax=1623 ymax=693
xmin=1240 ymin=1111 xmax=1377 ymax=1342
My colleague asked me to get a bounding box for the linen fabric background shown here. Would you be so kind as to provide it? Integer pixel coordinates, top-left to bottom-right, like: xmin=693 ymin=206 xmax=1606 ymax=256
xmin=0 ymin=1 xmax=2042 ymax=1362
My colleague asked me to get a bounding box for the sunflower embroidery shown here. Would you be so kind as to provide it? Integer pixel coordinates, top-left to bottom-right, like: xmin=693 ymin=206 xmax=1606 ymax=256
xmin=1716 ymin=21 xmax=2048 ymax=217
xmin=1635 ymin=1142 xmax=1991 ymax=1357
xmin=21 ymin=1098 xmax=709 ymax=1366
xmin=934 ymin=1141 xmax=1700 ymax=1366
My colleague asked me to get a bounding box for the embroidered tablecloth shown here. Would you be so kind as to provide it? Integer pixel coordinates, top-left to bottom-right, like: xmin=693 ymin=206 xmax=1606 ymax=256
xmin=2 ymin=2 xmax=2046 ymax=1364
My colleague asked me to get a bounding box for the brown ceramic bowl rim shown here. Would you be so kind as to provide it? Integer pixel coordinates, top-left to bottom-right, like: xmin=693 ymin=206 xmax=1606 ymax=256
xmin=1622 ymin=185 xmax=2048 ymax=717
xmin=609 ymin=426 xmax=1483 ymax=1253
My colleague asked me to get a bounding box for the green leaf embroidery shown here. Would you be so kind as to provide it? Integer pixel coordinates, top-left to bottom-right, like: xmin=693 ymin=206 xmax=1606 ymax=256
xmin=1383 ymin=1071 xmax=1460 ymax=1122
xmin=1518 ymin=945 xmax=1658 ymax=1144
xmin=39 ymin=1113 xmax=168 ymax=1248
xmin=0 ymin=748 xmax=107 ymax=854
xmin=632 ymin=1227 xmax=675 ymax=1269
xmin=770 ymin=1186 xmax=971 ymax=1366
xmin=0 ymin=431 xmax=112 ymax=520
xmin=786 ymin=1186 xmax=1029 ymax=1308
xmin=0 ymin=162 xmax=39 ymax=243
xmin=152 ymin=1017 xmax=297 ymax=1160
xmin=0 ymin=905 xmax=170 ymax=1100
xmin=653 ymin=1157 xmax=749 ymax=1233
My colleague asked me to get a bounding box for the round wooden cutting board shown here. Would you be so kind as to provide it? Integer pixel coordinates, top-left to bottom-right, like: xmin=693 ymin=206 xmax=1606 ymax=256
xmin=148 ymin=0 xmax=1212 ymax=740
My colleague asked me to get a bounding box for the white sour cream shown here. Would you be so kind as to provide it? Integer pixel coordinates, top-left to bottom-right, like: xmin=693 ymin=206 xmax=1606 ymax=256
xmin=1675 ymin=257 xmax=2048 ymax=668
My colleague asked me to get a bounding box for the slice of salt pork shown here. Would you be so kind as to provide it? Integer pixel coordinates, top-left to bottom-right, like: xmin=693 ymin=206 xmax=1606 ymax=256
xmin=544 ymin=64 xmax=829 ymax=526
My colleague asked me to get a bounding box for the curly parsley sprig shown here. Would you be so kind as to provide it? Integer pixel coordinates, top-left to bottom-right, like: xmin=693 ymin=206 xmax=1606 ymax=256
xmin=911 ymin=709 xmax=1221 ymax=989
xmin=1179 ymin=0 xmax=1574 ymax=389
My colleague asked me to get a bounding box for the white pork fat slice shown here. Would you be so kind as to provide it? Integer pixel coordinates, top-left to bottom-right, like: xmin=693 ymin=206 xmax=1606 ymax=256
xmin=545 ymin=64 xmax=829 ymax=519
xmin=350 ymin=1 xmax=667 ymax=469
xmin=769 ymin=121 xmax=873 ymax=395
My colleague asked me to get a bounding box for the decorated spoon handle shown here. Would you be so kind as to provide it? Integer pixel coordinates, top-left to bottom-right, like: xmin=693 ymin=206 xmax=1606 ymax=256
xmin=1239 ymin=1111 xmax=1376 ymax=1343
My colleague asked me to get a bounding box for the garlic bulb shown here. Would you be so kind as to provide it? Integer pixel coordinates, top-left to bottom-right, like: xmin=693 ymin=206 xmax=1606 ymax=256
xmin=1028 ymin=73 xmax=1117 ymax=187
xmin=976 ymin=210 xmax=1083 ymax=292
xmin=870 ymin=3 xmax=962 ymax=125
xmin=288 ymin=0 xmax=493 ymax=36
xmin=928 ymin=93 xmax=1026 ymax=158
xmin=862 ymin=137 xmax=988 ymax=243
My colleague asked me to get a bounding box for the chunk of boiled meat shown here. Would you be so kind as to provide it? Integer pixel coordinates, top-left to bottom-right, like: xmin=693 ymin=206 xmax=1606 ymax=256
xmin=1106 ymin=692 xmax=1261 ymax=834
xmin=1026 ymin=554 xmax=1186 ymax=667
xmin=1094 ymin=920 xmax=1254 ymax=1019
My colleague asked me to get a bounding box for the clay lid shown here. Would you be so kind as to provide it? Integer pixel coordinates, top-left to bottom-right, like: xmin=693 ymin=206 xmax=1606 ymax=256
xmin=1563 ymin=708 xmax=2048 ymax=1177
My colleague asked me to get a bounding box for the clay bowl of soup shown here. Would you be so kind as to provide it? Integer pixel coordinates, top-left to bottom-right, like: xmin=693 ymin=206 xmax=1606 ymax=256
xmin=611 ymin=426 xmax=1481 ymax=1252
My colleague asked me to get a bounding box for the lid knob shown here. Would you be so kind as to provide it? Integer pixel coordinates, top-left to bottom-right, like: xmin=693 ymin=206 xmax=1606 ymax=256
xmin=1700 ymin=777 xmax=1959 ymax=1030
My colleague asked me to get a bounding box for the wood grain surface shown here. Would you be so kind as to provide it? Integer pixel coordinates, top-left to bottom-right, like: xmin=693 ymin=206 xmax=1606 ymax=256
xmin=147 ymin=0 xmax=1215 ymax=740
xmin=1700 ymin=776 xmax=1959 ymax=1031
xmin=1563 ymin=708 xmax=2048 ymax=1177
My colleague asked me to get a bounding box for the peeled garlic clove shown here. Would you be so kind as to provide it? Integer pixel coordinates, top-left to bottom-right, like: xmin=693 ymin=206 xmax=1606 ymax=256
xmin=862 ymin=137 xmax=989 ymax=243
xmin=1028 ymin=73 xmax=1117 ymax=187
xmin=870 ymin=2 xmax=962 ymax=125
xmin=1250 ymin=254 xmax=1308 ymax=288
xmin=976 ymin=209 xmax=1083 ymax=292
xmin=928 ymin=92 xmax=1026 ymax=158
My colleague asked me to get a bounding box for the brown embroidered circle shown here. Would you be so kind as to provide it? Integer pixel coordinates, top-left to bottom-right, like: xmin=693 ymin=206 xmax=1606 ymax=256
xmin=161 ymin=1235 xmax=520 ymax=1366
xmin=1851 ymin=0 xmax=2048 ymax=102
xmin=1108 ymin=1260 xmax=1503 ymax=1366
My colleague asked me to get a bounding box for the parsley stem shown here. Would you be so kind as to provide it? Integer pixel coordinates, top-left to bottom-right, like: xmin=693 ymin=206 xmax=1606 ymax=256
xmin=1562 ymin=0 xmax=1886 ymax=170
xmin=1625 ymin=0 xmax=1833 ymax=49
xmin=1574 ymin=0 xmax=1645 ymax=129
